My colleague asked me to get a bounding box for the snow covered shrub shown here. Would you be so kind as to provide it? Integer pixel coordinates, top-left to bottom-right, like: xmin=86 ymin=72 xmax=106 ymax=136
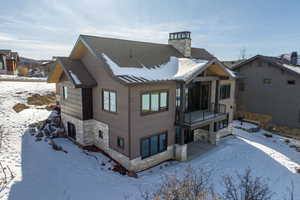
xmin=222 ymin=169 xmax=273 ymax=200
xmin=140 ymin=166 xmax=217 ymax=200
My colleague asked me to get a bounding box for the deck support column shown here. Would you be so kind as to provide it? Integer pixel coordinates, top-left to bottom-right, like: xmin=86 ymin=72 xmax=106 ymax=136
xmin=179 ymin=82 xmax=186 ymax=145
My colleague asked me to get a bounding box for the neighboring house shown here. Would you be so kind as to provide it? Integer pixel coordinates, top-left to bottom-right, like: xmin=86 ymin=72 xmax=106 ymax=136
xmin=233 ymin=52 xmax=300 ymax=128
xmin=223 ymin=59 xmax=245 ymax=69
xmin=48 ymin=31 xmax=236 ymax=172
xmin=17 ymin=57 xmax=54 ymax=77
xmin=0 ymin=50 xmax=19 ymax=74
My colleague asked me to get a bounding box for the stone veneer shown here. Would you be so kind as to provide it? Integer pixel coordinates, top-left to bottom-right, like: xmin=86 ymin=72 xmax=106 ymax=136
xmin=61 ymin=113 xmax=175 ymax=172
xmin=61 ymin=113 xmax=232 ymax=172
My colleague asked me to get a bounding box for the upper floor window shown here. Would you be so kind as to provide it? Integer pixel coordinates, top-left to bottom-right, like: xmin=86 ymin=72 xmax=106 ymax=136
xmin=263 ymin=78 xmax=272 ymax=84
xmin=220 ymin=84 xmax=231 ymax=100
xmin=141 ymin=91 xmax=168 ymax=114
xmin=62 ymin=86 xmax=68 ymax=100
xmin=103 ymin=89 xmax=117 ymax=112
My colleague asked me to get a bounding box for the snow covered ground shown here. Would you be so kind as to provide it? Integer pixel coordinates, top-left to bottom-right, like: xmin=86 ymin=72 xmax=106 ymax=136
xmin=0 ymin=81 xmax=299 ymax=200
xmin=0 ymin=75 xmax=47 ymax=81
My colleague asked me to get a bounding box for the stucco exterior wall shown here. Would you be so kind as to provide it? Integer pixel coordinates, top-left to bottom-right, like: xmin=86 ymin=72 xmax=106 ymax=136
xmin=235 ymin=59 xmax=300 ymax=128
xmin=80 ymin=50 xmax=130 ymax=157
xmin=129 ymin=82 xmax=177 ymax=159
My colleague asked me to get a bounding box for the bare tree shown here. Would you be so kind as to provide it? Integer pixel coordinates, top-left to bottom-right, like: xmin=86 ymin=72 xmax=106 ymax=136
xmin=222 ymin=169 xmax=273 ymax=200
xmin=140 ymin=166 xmax=217 ymax=200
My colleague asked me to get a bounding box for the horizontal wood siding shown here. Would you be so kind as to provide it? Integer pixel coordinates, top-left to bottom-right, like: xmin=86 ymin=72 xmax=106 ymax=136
xmin=59 ymin=80 xmax=83 ymax=120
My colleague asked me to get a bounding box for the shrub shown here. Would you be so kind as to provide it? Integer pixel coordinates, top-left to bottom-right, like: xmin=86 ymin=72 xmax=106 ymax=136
xmin=222 ymin=169 xmax=273 ymax=200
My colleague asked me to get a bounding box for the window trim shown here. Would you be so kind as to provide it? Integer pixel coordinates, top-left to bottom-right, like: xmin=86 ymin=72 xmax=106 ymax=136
xmin=219 ymin=84 xmax=231 ymax=100
xmin=102 ymin=89 xmax=117 ymax=113
xmin=140 ymin=90 xmax=169 ymax=115
xmin=140 ymin=131 xmax=168 ymax=159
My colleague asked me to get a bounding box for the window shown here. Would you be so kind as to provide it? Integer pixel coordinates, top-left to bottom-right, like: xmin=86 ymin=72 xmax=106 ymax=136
xmin=98 ymin=130 xmax=103 ymax=139
xmin=176 ymin=88 xmax=181 ymax=107
xmin=214 ymin=119 xmax=229 ymax=132
xmin=141 ymin=91 xmax=168 ymax=114
xmin=140 ymin=132 xmax=168 ymax=159
xmin=102 ymin=90 xmax=117 ymax=112
xmin=263 ymin=78 xmax=272 ymax=84
xmin=287 ymin=80 xmax=296 ymax=85
xmin=62 ymin=86 xmax=68 ymax=100
xmin=117 ymin=137 xmax=124 ymax=149
xmin=220 ymin=84 xmax=231 ymax=100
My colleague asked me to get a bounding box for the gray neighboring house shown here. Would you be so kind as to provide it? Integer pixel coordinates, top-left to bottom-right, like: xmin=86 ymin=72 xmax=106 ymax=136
xmin=233 ymin=52 xmax=300 ymax=128
xmin=48 ymin=31 xmax=236 ymax=172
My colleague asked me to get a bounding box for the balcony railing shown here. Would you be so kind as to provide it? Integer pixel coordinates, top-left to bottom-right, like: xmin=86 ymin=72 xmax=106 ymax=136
xmin=175 ymin=103 xmax=226 ymax=126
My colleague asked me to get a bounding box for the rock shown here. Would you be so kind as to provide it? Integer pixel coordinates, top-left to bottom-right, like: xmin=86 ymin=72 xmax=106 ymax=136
xmin=284 ymin=139 xmax=290 ymax=144
xmin=264 ymin=133 xmax=273 ymax=138
xmin=13 ymin=103 xmax=29 ymax=113
xmin=27 ymin=93 xmax=56 ymax=106
xmin=127 ymin=171 xmax=138 ymax=178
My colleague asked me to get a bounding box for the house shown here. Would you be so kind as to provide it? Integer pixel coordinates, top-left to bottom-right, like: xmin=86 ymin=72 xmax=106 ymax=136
xmin=17 ymin=57 xmax=54 ymax=77
xmin=47 ymin=31 xmax=236 ymax=172
xmin=0 ymin=50 xmax=19 ymax=74
xmin=233 ymin=52 xmax=300 ymax=129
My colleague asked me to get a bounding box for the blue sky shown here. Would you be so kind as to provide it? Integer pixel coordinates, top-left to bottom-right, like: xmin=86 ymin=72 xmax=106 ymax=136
xmin=0 ymin=0 xmax=299 ymax=60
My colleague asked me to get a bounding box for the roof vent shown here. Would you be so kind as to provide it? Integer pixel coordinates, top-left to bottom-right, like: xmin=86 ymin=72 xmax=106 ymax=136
xmin=168 ymin=31 xmax=192 ymax=57
xmin=291 ymin=51 xmax=298 ymax=65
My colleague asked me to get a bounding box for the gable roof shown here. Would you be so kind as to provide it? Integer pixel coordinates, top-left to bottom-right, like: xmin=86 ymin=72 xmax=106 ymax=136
xmin=49 ymin=34 xmax=234 ymax=85
xmin=232 ymin=55 xmax=300 ymax=77
xmin=48 ymin=57 xmax=97 ymax=88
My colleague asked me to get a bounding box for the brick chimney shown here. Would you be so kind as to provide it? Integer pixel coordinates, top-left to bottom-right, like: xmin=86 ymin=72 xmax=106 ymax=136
xmin=168 ymin=31 xmax=191 ymax=57
xmin=291 ymin=51 xmax=298 ymax=65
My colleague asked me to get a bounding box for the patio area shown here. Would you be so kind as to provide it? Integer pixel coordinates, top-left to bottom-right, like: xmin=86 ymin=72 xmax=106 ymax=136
xmin=186 ymin=140 xmax=215 ymax=161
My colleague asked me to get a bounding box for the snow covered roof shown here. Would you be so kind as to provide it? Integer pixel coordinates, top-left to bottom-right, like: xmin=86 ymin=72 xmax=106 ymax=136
xmin=102 ymin=53 xmax=235 ymax=83
xmin=48 ymin=57 xmax=97 ymax=88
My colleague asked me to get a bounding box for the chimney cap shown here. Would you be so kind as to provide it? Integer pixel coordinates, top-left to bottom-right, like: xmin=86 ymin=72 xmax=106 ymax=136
xmin=169 ymin=31 xmax=191 ymax=40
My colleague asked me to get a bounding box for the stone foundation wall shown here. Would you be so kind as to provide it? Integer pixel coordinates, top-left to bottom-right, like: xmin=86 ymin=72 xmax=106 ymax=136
xmin=174 ymin=144 xmax=187 ymax=161
xmin=61 ymin=113 xmax=177 ymax=172
xmin=61 ymin=113 xmax=85 ymax=145
xmin=129 ymin=146 xmax=174 ymax=172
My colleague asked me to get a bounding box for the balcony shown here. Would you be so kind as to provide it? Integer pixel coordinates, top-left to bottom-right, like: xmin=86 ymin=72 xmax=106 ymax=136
xmin=176 ymin=103 xmax=227 ymax=128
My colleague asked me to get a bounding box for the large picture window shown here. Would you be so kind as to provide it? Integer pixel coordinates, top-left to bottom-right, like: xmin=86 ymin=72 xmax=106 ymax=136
xmin=220 ymin=84 xmax=231 ymax=100
xmin=141 ymin=91 xmax=168 ymax=114
xmin=102 ymin=89 xmax=117 ymax=112
xmin=140 ymin=132 xmax=168 ymax=159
